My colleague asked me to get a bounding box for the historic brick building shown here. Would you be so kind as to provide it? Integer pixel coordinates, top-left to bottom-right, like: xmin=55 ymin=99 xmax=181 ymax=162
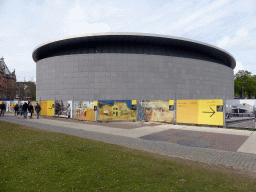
xmin=0 ymin=57 xmax=16 ymax=99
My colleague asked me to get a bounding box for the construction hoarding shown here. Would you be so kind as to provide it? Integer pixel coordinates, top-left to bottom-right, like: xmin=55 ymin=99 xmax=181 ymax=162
xmin=55 ymin=100 xmax=72 ymax=118
xmin=177 ymin=99 xmax=223 ymax=126
xmin=98 ymin=100 xmax=136 ymax=121
xmin=137 ymin=100 xmax=174 ymax=122
xmin=73 ymin=101 xmax=97 ymax=121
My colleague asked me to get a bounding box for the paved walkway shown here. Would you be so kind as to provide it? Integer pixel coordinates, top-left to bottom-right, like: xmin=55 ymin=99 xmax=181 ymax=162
xmin=2 ymin=113 xmax=256 ymax=173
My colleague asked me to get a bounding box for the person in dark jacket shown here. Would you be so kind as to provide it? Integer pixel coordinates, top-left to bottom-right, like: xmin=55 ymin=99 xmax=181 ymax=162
xmin=19 ymin=104 xmax=23 ymax=116
xmin=28 ymin=103 xmax=34 ymax=119
xmin=14 ymin=104 xmax=19 ymax=116
xmin=22 ymin=102 xmax=28 ymax=119
xmin=1 ymin=102 xmax=6 ymax=117
xmin=35 ymin=103 xmax=41 ymax=119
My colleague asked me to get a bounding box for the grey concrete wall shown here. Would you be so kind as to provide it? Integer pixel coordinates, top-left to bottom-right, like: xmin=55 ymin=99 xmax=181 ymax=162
xmin=36 ymin=53 xmax=234 ymax=101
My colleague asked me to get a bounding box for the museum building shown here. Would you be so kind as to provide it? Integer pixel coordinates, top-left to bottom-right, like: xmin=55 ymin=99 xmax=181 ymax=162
xmin=32 ymin=32 xmax=236 ymax=101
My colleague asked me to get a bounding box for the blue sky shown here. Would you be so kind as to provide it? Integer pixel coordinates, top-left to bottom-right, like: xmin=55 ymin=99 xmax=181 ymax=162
xmin=0 ymin=0 xmax=255 ymax=82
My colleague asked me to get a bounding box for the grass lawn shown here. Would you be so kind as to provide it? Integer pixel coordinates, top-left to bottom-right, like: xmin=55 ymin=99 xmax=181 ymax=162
xmin=0 ymin=121 xmax=256 ymax=191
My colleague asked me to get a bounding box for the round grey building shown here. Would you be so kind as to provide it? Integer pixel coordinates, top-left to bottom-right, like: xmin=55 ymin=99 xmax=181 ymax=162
xmin=33 ymin=32 xmax=236 ymax=101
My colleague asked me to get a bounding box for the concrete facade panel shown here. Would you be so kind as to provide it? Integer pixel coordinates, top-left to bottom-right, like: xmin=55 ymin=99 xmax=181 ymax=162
xmin=36 ymin=53 xmax=234 ymax=101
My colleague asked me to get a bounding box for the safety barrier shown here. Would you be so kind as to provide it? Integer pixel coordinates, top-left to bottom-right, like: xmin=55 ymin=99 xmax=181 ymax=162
xmin=2 ymin=99 xmax=256 ymax=128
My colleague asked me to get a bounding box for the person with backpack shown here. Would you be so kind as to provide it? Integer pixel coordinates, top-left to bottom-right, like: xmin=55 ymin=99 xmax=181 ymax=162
xmin=14 ymin=104 xmax=19 ymax=116
xmin=35 ymin=103 xmax=41 ymax=119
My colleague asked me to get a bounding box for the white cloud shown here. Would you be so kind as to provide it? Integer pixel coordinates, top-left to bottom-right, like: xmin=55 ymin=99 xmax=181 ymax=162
xmin=162 ymin=0 xmax=232 ymax=33
xmin=185 ymin=14 xmax=220 ymax=31
xmin=62 ymin=2 xmax=111 ymax=36
xmin=217 ymin=28 xmax=256 ymax=50
xmin=234 ymin=61 xmax=251 ymax=74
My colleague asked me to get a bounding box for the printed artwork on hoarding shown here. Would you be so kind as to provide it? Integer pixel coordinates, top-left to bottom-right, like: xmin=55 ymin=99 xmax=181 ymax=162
xmin=40 ymin=101 xmax=47 ymax=116
xmin=226 ymin=99 xmax=255 ymax=128
xmin=55 ymin=100 xmax=72 ymax=118
xmin=138 ymin=100 xmax=174 ymax=122
xmin=177 ymin=99 xmax=223 ymax=126
xmin=73 ymin=101 xmax=97 ymax=121
xmin=10 ymin=101 xmax=18 ymax=112
xmin=98 ymin=100 xmax=136 ymax=121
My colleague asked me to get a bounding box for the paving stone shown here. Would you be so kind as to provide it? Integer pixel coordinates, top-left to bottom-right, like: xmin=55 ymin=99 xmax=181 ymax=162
xmin=240 ymin=155 xmax=251 ymax=169
xmin=225 ymin=153 xmax=239 ymax=166
xmin=230 ymin=153 xmax=243 ymax=167
xmin=174 ymin=132 xmax=202 ymax=138
xmin=233 ymin=155 xmax=245 ymax=168
xmin=248 ymin=158 xmax=256 ymax=170
xmin=140 ymin=135 xmax=170 ymax=141
xmin=177 ymin=140 xmax=213 ymax=148
xmin=243 ymin=155 xmax=253 ymax=169
xmin=221 ymin=153 xmax=236 ymax=165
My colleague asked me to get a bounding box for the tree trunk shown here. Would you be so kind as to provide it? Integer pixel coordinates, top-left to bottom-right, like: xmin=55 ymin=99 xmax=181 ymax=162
xmin=248 ymin=92 xmax=251 ymax=99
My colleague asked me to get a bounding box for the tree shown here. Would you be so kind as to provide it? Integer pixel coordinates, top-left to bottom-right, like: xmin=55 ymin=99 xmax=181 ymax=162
xmin=234 ymin=70 xmax=256 ymax=98
xmin=16 ymin=81 xmax=36 ymax=100
xmin=6 ymin=82 xmax=16 ymax=99
xmin=26 ymin=81 xmax=36 ymax=100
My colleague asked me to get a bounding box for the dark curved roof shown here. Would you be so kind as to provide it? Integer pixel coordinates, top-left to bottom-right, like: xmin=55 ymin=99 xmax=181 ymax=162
xmin=32 ymin=32 xmax=236 ymax=69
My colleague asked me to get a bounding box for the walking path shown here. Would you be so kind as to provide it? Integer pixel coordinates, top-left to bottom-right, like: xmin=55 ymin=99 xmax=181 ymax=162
xmin=2 ymin=113 xmax=256 ymax=173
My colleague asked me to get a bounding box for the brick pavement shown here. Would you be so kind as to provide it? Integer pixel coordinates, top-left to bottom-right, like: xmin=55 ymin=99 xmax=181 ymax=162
xmin=147 ymin=129 xmax=248 ymax=152
xmin=1 ymin=114 xmax=256 ymax=174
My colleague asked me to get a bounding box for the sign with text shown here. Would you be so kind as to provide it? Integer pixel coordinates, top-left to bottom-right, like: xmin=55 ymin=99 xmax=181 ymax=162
xmin=177 ymin=99 xmax=223 ymax=126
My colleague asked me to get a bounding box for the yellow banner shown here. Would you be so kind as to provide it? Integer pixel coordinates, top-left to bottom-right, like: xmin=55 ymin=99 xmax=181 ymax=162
xmin=198 ymin=99 xmax=223 ymax=126
xmin=169 ymin=100 xmax=174 ymax=105
xmin=41 ymin=101 xmax=47 ymax=116
xmin=177 ymin=99 xmax=223 ymax=126
xmin=47 ymin=100 xmax=55 ymax=117
xmin=177 ymin=100 xmax=198 ymax=124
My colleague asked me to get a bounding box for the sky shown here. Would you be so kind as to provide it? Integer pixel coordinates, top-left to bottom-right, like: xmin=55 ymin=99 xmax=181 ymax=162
xmin=0 ymin=0 xmax=255 ymax=82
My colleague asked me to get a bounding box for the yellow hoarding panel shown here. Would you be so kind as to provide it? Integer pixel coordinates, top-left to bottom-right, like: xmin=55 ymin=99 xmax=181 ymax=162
xmin=41 ymin=101 xmax=47 ymax=116
xmin=0 ymin=101 xmax=2 ymax=104
xmin=132 ymin=100 xmax=137 ymax=105
xmin=198 ymin=99 xmax=223 ymax=126
xmin=47 ymin=100 xmax=55 ymax=117
xmin=169 ymin=100 xmax=174 ymax=105
xmin=177 ymin=100 xmax=198 ymax=124
xmin=94 ymin=101 xmax=98 ymax=106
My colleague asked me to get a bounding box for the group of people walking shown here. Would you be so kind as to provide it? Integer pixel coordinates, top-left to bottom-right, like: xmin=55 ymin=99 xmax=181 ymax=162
xmin=0 ymin=102 xmax=41 ymax=119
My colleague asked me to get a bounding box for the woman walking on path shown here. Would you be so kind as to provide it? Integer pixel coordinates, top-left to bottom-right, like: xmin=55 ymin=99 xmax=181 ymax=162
xmin=35 ymin=103 xmax=41 ymax=119
xmin=14 ymin=104 xmax=19 ymax=116
xmin=28 ymin=103 xmax=34 ymax=119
